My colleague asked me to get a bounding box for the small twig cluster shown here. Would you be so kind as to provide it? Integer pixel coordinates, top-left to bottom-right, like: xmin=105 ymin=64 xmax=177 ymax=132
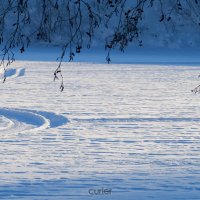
xmin=192 ymin=74 xmax=200 ymax=94
xmin=191 ymin=84 xmax=200 ymax=94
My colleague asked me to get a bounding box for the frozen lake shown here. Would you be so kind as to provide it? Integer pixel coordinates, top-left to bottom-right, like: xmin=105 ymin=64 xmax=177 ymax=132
xmin=0 ymin=62 xmax=200 ymax=200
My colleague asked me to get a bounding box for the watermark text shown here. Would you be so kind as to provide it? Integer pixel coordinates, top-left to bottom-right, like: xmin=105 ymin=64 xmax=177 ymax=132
xmin=88 ymin=187 xmax=112 ymax=195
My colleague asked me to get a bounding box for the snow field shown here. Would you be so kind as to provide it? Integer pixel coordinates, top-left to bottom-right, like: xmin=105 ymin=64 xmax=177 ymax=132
xmin=0 ymin=61 xmax=200 ymax=199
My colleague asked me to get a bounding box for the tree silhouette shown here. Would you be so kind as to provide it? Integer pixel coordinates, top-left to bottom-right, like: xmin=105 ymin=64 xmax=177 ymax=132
xmin=0 ymin=0 xmax=200 ymax=91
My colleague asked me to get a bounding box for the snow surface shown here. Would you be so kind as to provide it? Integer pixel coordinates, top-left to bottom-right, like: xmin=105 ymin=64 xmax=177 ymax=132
xmin=1 ymin=55 xmax=200 ymax=199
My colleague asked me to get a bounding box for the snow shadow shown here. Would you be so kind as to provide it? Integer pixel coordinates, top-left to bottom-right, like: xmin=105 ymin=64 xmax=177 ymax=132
xmin=73 ymin=117 xmax=200 ymax=123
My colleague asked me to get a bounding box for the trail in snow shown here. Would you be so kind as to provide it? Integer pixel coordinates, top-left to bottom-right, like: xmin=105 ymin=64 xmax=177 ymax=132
xmin=0 ymin=68 xmax=25 ymax=81
xmin=0 ymin=108 xmax=68 ymax=133
xmin=0 ymin=67 xmax=68 ymax=133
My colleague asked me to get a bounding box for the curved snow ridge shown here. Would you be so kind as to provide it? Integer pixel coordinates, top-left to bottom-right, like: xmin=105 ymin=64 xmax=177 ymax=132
xmin=0 ymin=116 xmax=14 ymax=131
xmin=73 ymin=117 xmax=200 ymax=123
xmin=21 ymin=109 xmax=69 ymax=128
xmin=0 ymin=68 xmax=25 ymax=80
xmin=0 ymin=108 xmax=68 ymax=133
